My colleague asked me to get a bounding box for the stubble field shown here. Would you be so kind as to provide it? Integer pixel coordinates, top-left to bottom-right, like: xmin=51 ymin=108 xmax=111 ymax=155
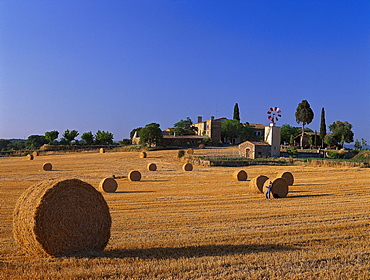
xmin=0 ymin=147 xmax=369 ymax=279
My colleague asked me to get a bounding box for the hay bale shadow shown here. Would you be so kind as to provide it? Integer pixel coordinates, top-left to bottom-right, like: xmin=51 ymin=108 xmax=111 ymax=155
xmin=100 ymin=244 xmax=300 ymax=260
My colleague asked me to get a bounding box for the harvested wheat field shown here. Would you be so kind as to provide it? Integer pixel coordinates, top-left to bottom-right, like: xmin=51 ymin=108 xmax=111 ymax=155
xmin=0 ymin=146 xmax=369 ymax=279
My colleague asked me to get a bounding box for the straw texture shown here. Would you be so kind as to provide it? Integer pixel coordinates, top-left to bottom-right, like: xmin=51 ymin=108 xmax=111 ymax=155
xmin=271 ymin=178 xmax=289 ymax=198
xmin=42 ymin=163 xmax=52 ymax=171
xmin=13 ymin=178 xmax=111 ymax=257
xmin=279 ymin=171 xmax=294 ymax=185
xmin=128 ymin=170 xmax=142 ymax=181
xmin=147 ymin=163 xmax=157 ymax=171
xmin=99 ymin=178 xmax=118 ymax=193
xmin=233 ymin=170 xmax=248 ymax=181
xmin=249 ymin=175 xmax=269 ymax=193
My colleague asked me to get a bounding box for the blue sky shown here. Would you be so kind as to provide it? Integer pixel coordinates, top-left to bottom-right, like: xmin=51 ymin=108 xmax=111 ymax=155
xmin=1 ymin=0 xmax=369 ymax=142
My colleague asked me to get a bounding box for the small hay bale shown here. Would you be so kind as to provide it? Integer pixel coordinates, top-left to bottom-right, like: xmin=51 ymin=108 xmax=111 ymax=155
xmin=198 ymin=144 xmax=205 ymax=149
xmin=270 ymin=178 xmax=289 ymax=198
xmin=42 ymin=162 xmax=52 ymax=171
xmin=233 ymin=170 xmax=248 ymax=181
xmin=100 ymin=148 xmax=105 ymax=153
xmin=99 ymin=178 xmax=118 ymax=193
xmin=278 ymin=171 xmax=294 ymax=185
xmin=147 ymin=163 xmax=157 ymax=171
xmin=13 ymin=178 xmax=111 ymax=257
xmin=32 ymin=151 xmax=39 ymax=157
xmin=187 ymin=148 xmax=194 ymax=155
xmin=26 ymin=154 xmax=34 ymax=160
xmin=182 ymin=163 xmax=193 ymax=171
xmin=139 ymin=152 xmax=147 ymax=158
xmin=128 ymin=170 xmax=141 ymax=181
xmin=249 ymin=175 xmax=269 ymax=193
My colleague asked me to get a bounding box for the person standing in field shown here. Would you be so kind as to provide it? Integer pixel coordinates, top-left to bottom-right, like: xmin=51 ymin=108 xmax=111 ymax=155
xmin=266 ymin=181 xmax=272 ymax=199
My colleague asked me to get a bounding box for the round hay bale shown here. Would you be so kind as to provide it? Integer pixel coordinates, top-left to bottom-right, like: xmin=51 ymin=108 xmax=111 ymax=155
xmin=249 ymin=175 xmax=269 ymax=193
xmin=99 ymin=178 xmax=118 ymax=193
xmin=13 ymin=178 xmax=111 ymax=257
xmin=100 ymin=148 xmax=105 ymax=153
xmin=198 ymin=144 xmax=205 ymax=149
xmin=139 ymin=152 xmax=147 ymax=158
xmin=278 ymin=171 xmax=294 ymax=185
xmin=32 ymin=151 xmax=39 ymax=157
xmin=182 ymin=163 xmax=193 ymax=171
xmin=271 ymin=178 xmax=289 ymax=198
xmin=147 ymin=163 xmax=157 ymax=171
xmin=233 ymin=170 xmax=248 ymax=181
xmin=128 ymin=170 xmax=141 ymax=181
xmin=187 ymin=148 xmax=194 ymax=155
xmin=26 ymin=154 xmax=34 ymax=160
xmin=42 ymin=162 xmax=52 ymax=171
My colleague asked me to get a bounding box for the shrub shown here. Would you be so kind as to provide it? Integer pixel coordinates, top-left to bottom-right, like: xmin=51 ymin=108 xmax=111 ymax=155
xmin=177 ymin=150 xmax=185 ymax=158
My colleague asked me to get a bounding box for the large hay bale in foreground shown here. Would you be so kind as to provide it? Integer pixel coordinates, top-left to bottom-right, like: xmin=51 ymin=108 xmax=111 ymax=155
xmin=99 ymin=178 xmax=118 ymax=193
xmin=278 ymin=171 xmax=294 ymax=185
xmin=233 ymin=170 xmax=248 ymax=181
xmin=42 ymin=162 xmax=52 ymax=171
xmin=26 ymin=154 xmax=34 ymax=160
xmin=13 ymin=179 xmax=111 ymax=257
xmin=270 ymin=178 xmax=289 ymax=198
xmin=128 ymin=170 xmax=141 ymax=181
xmin=182 ymin=163 xmax=193 ymax=171
xmin=249 ymin=175 xmax=269 ymax=193
xmin=139 ymin=152 xmax=147 ymax=158
xmin=147 ymin=163 xmax=157 ymax=171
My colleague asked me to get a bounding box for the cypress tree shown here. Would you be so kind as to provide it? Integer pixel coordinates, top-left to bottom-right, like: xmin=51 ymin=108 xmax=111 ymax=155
xmin=320 ymin=107 xmax=326 ymax=147
xmin=233 ymin=103 xmax=240 ymax=122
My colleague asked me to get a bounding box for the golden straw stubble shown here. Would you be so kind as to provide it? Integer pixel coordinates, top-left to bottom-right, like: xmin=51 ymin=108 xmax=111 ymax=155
xmin=99 ymin=178 xmax=118 ymax=193
xmin=233 ymin=170 xmax=248 ymax=181
xmin=13 ymin=178 xmax=111 ymax=257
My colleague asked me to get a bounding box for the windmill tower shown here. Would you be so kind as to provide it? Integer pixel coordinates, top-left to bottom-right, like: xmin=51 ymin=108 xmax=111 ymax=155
xmin=264 ymin=107 xmax=282 ymax=157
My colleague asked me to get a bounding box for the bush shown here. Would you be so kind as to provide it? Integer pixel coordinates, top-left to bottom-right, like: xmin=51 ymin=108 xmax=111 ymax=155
xmin=286 ymin=147 xmax=298 ymax=158
xmin=177 ymin=150 xmax=185 ymax=158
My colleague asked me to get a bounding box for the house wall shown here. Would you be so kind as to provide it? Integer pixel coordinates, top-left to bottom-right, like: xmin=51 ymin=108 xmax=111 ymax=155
xmin=238 ymin=141 xmax=271 ymax=159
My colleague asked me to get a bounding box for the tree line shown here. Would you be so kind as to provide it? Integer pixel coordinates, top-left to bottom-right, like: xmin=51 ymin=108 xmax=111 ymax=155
xmin=0 ymin=130 xmax=118 ymax=151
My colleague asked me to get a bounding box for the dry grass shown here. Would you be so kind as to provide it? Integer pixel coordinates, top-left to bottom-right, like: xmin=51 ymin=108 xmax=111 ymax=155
xmin=1 ymin=146 xmax=369 ymax=279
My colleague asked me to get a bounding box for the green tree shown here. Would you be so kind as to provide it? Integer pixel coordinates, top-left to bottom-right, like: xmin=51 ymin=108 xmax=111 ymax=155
xmin=329 ymin=121 xmax=354 ymax=147
xmin=280 ymin=124 xmax=301 ymax=145
xmin=221 ymin=119 xmax=244 ymax=144
xmin=62 ymin=129 xmax=79 ymax=144
xmin=81 ymin=131 xmax=94 ymax=145
xmin=361 ymin=138 xmax=368 ymax=147
xmin=95 ymin=130 xmax=114 ymax=145
xmin=130 ymin=127 xmax=142 ymax=139
xmin=0 ymin=139 xmax=11 ymax=151
xmin=26 ymin=135 xmax=47 ymax=149
xmin=139 ymin=123 xmax=163 ymax=147
xmin=44 ymin=130 xmax=59 ymax=144
xmin=320 ymin=107 xmax=326 ymax=147
xmin=354 ymin=139 xmax=362 ymax=150
xmin=324 ymin=135 xmax=337 ymax=148
xmin=170 ymin=117 xmax=196 ymax=136
xmin=233 ymin=103 xmax=240 ymax=122
xmin=295 ymin=100 xmax=314 ymax=147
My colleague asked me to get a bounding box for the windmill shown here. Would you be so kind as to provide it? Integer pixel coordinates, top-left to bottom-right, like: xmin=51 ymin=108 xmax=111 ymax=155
xmin=267 ymin=107 xmax=282 ymax=125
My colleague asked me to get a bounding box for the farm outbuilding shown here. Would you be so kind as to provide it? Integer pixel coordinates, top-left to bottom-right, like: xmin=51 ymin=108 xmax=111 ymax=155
xmin=238 ymin=141 xmax=271 ymax=159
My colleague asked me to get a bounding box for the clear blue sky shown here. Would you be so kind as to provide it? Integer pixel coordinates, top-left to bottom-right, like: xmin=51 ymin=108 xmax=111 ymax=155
xmin=1 ymin=0 xmax=369 ymax=142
